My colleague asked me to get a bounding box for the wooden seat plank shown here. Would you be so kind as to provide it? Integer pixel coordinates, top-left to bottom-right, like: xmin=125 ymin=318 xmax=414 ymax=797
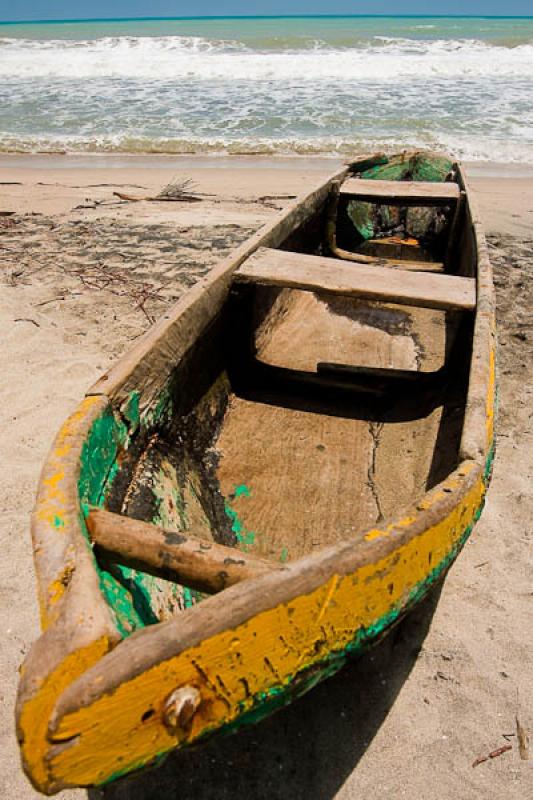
xmin=340 ymin=178 xmax=460 ymax=205
xmin=234 ymin=248 xmax=475 ymax=311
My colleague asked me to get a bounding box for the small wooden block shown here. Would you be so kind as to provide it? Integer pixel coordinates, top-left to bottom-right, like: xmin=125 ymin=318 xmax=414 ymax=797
xmin=234 ymin=248 xmax=476 ymax=311
xmin=340 ymin=178 xmax=460 ymax=205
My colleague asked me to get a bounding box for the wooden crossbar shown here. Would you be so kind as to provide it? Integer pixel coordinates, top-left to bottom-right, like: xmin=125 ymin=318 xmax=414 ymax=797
xmin=87 ymin=508 xmax=280 ymax=594
xmin=234 ymin=248 xmax=476 ymax=311
xmin=340 ymin=178 xmax=460 ymax=205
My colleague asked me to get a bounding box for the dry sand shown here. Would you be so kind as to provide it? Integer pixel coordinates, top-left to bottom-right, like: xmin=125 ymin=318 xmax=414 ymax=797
xmin=0 ymin=156 xmax=531 ymax=800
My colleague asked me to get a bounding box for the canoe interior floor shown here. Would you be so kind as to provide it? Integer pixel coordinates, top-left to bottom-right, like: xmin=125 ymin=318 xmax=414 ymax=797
xmin=214 ymin=289 xmax=467 ymax=562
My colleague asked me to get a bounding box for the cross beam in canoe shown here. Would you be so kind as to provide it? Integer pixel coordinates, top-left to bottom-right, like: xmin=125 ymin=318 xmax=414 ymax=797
xmin=340 ymin=178 xmax=461 ymax=205
xmin=234 ymin=248 xmax=476 ymax=311
xmin=87 ymin=508 xmax=281 ymax=594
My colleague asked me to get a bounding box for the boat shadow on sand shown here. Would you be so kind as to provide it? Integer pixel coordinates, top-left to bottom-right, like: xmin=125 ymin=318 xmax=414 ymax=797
xmin=89 ymin=584 xmax=442 ymax=800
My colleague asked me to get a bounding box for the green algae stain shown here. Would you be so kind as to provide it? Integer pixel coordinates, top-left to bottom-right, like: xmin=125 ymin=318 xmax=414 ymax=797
xmin=79 ymin=408 xmax=125 ymax=509
xmin=76 ymin=381 xmax=207 ymax=637
xmin=225 ymin=503 xmax=256 ymax=548
xmin=225 ymin=505 xmax=242 ymax=535
xmin=53 ymin=515 xmax=65 ymax=529
xmin=181 ymin=587 xmax=204 ymax=610
xmin=77 ymin=391 xmax=179 ymax=637
xmin=121 ymin=390 xmax=140 ymax=432
xmin=224 ymin=484 xmax=257 ymax=552
xmin=141 ymin=384 xmax=173 ymax=430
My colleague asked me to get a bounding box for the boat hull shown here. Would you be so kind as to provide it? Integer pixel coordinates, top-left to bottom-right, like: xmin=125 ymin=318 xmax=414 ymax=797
xmin=16 ymin=152 xmax=496 ymax=793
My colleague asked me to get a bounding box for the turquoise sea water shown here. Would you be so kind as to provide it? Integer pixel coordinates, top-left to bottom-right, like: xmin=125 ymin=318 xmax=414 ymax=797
xmin=1 ymin=16 xmax=532 ymax=162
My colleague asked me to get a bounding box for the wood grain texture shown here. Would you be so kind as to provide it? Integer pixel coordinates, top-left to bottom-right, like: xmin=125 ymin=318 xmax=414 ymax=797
xmin=340 ymin=178 xmax=460 ymax=205
xmin=88 ymin=508 xmax=281 ymax=593
xmin=216 ymin=289 xmax=449 ymax=561
xmin=235 ymin=248 xmax=476 ymax=311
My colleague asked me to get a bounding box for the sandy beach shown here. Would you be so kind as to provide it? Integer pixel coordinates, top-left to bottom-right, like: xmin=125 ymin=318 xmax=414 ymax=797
xmin=1 ymin=155 xmax=532 ymax=800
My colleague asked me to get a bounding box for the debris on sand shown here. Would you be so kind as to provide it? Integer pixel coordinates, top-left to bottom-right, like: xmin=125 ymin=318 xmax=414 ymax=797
xmin=113 ymin=177 xmax=201 ymax=204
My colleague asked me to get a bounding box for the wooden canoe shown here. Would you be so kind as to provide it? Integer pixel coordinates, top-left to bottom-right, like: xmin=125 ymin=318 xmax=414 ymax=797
xmin=16 ymin=151 xmax=496 ymax=794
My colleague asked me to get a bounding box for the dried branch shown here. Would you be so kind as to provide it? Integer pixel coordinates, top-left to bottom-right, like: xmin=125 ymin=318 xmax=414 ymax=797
xmin=112 ymin=176 xmax=201 ymax=204
xmin=472 ymin=744 xmax=512 ymax=767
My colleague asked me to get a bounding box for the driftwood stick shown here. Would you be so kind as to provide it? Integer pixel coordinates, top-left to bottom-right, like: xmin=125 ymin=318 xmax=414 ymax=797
xmin=112 ymin=191 xmax=201 ymax=203
xmin=87 ymin=508 xmax=280 ymax=594
xmin=472 ymin=744 xmax=512 ymax=767
xmin=113 ymin=191 xmax=146 ymax=202
xmin=516 ymin=712 xmax=530 ymax=761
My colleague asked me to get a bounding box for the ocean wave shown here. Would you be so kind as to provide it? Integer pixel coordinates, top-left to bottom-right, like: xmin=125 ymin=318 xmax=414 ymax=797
xmin=1 ymin=35 xmax=533 ymax=81
xmin=1 ymin=132 xmax=532 ymax=164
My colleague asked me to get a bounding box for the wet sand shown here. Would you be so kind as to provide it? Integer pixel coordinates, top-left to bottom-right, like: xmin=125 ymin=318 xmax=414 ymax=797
xmin=0 ymin=156 xmax=532 ymax=799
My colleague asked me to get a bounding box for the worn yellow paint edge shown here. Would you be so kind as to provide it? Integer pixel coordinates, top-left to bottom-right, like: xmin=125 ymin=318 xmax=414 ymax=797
xmin=45 ymin=462 xmax=487 ymax=789
xmin=18 ymin=637 xmax=111 ymax=793
xmin=32 ymin=396 xmax=106 ymax=630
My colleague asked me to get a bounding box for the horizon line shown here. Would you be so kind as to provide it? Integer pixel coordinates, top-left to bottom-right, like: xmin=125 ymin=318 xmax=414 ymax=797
xmin=2 ymin=13 xmax=533 ymax=26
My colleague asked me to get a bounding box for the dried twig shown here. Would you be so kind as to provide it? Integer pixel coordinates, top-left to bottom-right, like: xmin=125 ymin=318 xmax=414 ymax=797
xmin=113 ymin=191 xmax=144 ymax=202
xmin=113 ymin=177 xmax=201 ymax=204
xmin=515 ymin=689 xmax=530 ymax=761
xmin=472 ymin=744 xmax=512 ymax=767
xmin=54 ymin=258 xmax=164 ymax=324
xmin=35 ymin=296 xmax=66 ymax=307
xmin=516 ymin=714 xmax=530 ymax=760
xmin=155 ymin=178 xmax=199 ymax=202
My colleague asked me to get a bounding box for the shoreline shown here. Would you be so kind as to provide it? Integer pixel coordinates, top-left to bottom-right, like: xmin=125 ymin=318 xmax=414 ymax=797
xmin=2 ymin=154 xmax=533 ymax=237
xmin=2 ymin=152 xmax=533 ymax=179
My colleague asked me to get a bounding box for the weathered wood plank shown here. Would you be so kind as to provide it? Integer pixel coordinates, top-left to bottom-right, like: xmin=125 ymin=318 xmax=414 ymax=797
xmin=87 ymin=508 xmax=281 ymax=594
xmin=235 ymin=248 xmax=476 ymax=311
xmin=340 ymin=178 xmax=460 ymax=205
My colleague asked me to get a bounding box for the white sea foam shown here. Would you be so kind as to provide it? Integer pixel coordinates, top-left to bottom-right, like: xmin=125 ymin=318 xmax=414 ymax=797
xmin=1 ymin=35 xmax=533 ymax=81
xmin=1 ymin=26 xmax=532 ymax=163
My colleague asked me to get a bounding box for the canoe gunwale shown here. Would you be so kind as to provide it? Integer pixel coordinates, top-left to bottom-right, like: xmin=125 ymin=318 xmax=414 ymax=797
xmin=16 ymin=395 xmax=122 ymax=793
xmin=457 ymin=168 xmax=496 ymax=463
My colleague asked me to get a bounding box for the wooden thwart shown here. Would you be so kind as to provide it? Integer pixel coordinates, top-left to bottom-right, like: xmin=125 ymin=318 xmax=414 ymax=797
xmin=340 ymin=178 xmax=460 ymax=205
xmin=235 ymin=248 xmax=476 ymax=311
xmin=87 ymin=508 xmax=280 ymax=594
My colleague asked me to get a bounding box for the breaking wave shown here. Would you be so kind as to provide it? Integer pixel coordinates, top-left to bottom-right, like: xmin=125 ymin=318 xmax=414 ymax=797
xmin=1 ymin=35 xmax=533 ymax=80
xmin=1 ymin=18 xmax=532 ymax=163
